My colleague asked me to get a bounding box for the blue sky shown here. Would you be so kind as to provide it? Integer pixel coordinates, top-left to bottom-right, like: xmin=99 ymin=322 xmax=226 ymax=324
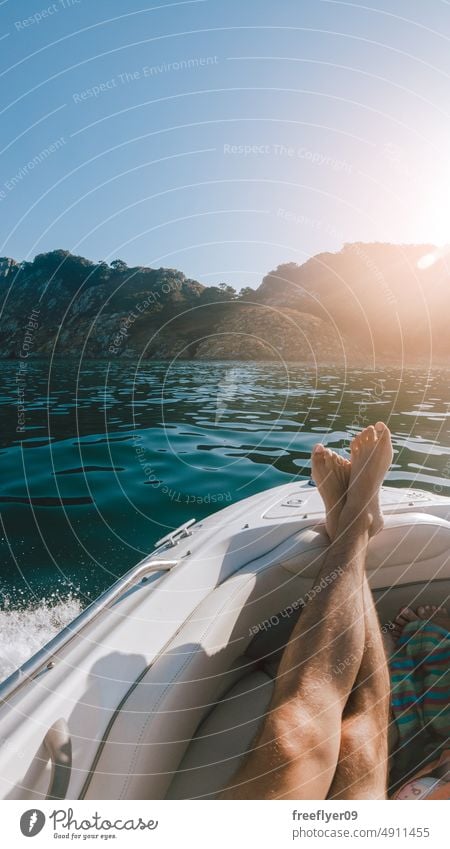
xmin=1 ymin=0 xmax=450 ymax=288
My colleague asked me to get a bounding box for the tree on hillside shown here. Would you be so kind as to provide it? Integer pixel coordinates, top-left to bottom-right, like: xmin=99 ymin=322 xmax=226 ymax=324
xmin=33 ymin=249 xmax=71 ymax=271
xmin=110 ymin=259 xmax=128 ymax=273
xmin=95 ymin=261 xmax=110 ymax=282
xmin=199 ymin=284 xmax=236 ymax=304
xmin=238 ymin=287 xmax=255 ymax=301
xmin=218 ymin=283 xmax=237 ymax=298
xmin=32 ymin=250 xmax=97 ymax=287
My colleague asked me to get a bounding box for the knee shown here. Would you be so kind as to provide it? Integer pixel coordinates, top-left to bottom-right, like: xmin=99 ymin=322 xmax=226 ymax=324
xmin=266 ymin=702 xmax=337 ymax=763
xmin=341 ymin=716 xmax=388 ymax=769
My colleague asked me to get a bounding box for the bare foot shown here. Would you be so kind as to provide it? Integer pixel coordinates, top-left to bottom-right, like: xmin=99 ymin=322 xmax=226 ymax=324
xmin=311 ymin=444 xmax=350 ymax=540
xmin=391 ymin=606 xmax=417 ymax=639
xmin=342 ymin=422 xmax=393 ymax=536
xmin=391 ymin=604 xmax=450 ymax=640
xmin=416 ymin=604 xmax=450 ymax=631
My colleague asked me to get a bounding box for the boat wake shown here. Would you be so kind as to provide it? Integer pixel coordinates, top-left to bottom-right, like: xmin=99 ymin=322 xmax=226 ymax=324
xmin=0 ymin=595 xmax=82 ymax=683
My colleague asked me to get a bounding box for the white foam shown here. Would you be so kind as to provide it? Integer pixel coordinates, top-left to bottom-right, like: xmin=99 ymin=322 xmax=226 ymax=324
xmin=0 ymin=596 xmax=82 ymax=682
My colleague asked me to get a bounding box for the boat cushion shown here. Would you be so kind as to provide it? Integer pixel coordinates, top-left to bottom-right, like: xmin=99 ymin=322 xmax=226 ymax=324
xmin=167 ymin=669 xmax=274 ymax=799
xmin=281 ymin=513 xmax=450 ymax=579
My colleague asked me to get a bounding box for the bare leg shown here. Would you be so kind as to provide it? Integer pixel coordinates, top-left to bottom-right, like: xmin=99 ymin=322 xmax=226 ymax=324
xmin=327 ymin=423 xmax=393 ymax=799
xmin=222 ymin=424 xmax=392 ymax=800
xmin=221 ymin=509 xmax=370 ymax=799
xmin=327 ymin=577 xmax=391 ymax=799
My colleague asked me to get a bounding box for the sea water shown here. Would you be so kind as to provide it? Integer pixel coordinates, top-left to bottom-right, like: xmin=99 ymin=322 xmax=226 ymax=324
xmin=1 ymin=359 xmax=449 ymax=681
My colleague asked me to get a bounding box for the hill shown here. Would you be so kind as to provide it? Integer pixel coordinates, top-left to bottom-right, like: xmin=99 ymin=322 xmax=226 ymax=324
xmin=1 ymin=243 xmax=447 ymax=363
xmin=257 ymin=242 xmax=449 ymax=362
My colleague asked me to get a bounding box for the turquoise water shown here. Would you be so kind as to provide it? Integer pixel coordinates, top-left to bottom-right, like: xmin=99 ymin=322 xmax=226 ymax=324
xmin=1 ymin=360 xmax=450 ymax=678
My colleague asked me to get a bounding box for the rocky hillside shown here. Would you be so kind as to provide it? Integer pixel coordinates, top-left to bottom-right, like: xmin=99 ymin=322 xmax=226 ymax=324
xmin=194 ymin=305 xmax=360 ymax=363
xmin=0 ymin=250 xmax=204 ymax=360
xmin=1 ymin=243 xmax=447 ymax=363
xmin=258 ymin=242 xmax=450 ymax=361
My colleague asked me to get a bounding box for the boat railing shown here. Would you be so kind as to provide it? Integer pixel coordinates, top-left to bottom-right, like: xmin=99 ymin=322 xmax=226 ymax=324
xmin=0 ymin=556 xmax=178 ymax=705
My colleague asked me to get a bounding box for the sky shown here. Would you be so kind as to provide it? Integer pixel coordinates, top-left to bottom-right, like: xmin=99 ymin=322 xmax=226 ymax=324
xmin=1 ymin=0 xmax=450 ymax=288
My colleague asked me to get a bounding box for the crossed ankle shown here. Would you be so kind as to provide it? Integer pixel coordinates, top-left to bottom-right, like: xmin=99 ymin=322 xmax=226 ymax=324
xmin=336 ymin=500 xmax=374 ymax=535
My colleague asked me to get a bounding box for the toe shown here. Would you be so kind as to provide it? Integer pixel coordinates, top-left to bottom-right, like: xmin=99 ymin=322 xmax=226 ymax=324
xmin=394 ymin=607 xmax=413 ymax=626
xmin=417 ymin=605 xmax=436 ymax=618
xmin=375 ymin=421 xmax=390 ymax=439
xmin=364 ymin=425 xmax=377 ymax=443
xmin=351 ymin=434 xmax=361 ymax=454
xmin=313 ymin=443 xmax=325 ymax=455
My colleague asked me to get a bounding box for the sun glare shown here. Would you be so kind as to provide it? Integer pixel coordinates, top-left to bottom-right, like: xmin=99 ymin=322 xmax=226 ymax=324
xmin=417 ymin=245 xmax=450 ymax=270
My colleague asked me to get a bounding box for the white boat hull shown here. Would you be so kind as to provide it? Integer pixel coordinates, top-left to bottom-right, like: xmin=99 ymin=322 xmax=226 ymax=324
xmin=1 ymin=481 xmax=449 ymax=800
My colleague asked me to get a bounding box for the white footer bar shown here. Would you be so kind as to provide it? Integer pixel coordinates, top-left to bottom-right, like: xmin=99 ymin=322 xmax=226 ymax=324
xmin=3 ymin=799 xmax=447 ymax=848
